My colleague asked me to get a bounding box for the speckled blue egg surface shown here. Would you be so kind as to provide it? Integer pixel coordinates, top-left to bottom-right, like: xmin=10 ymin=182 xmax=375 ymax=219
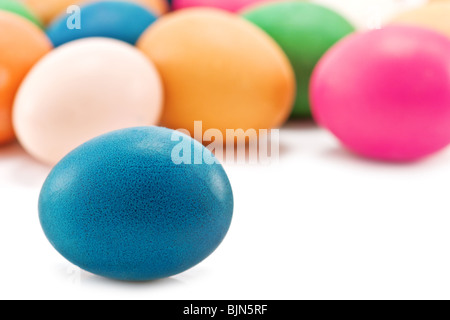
xmin=38 ymin=126 xmax=234 ymax=281
xmin=46 ymin=1 xmax=158 ymax=47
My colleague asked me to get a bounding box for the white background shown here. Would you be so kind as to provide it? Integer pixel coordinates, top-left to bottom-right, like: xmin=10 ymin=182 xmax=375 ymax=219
xmin=2 ymin=120 xmax=450 ymax=300
xmin=1 ymin=0 xmax=447 ymax=301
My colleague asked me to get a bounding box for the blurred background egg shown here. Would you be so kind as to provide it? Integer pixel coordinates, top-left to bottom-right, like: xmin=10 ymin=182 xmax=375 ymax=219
xmin=13 ymin=38 xmax=163 ymax=165
xmin=137 ymin=8 xmax=295 ymax=140
xmin=0 ymin=11 xmax=51 ymax=145
xmin=0 ymin=0 xmax=42 ymax=27
xmin=389 ymin=2 xmax=450 ymax=38
xmin=172 ymin=0 xmax=277 ymax=12
xmin=39 ymin=126 xmax=234 ymax=281
xmin=242 ymin=1 xmax=355 ymax=118
xmin=310 ymin=26 xmax=450 ymax=162
xmin=23 ymin=0 xmax=169 ymax=26
xmin=46 ymin=1 xmax=158 ymax=47
xmin=312 ymin=0 xmax=428 ymax=30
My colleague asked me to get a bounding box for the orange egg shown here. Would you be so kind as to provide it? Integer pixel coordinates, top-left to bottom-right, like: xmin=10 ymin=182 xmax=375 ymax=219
xmin=137 ymin=8 xmax=295 ymax=140
xmin=24 ymin=0 xmax=169 ymax=25
xmin=0 ymin=12 xmax=52 ymax=145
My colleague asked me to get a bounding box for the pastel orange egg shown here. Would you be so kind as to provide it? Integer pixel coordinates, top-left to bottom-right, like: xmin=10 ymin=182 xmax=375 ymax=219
xmin=389 ymin=2 xmax=450 ymax=38
xmin=0 ymin=12 xmax=52 ymax=145
xmin=24 ymin=0 xmax=169 ymax=25
xmin=137 ymin=8 xmax=295 ymax=140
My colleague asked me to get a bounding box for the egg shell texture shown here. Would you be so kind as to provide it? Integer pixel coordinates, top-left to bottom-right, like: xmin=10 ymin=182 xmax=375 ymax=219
xmin=39 ymin=126 xmax=234 ymax=281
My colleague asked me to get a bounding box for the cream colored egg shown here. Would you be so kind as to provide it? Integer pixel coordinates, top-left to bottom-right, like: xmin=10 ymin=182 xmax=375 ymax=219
xmin=389 ymin=2 xmax=450 ymax=38
xmin=13 ymin=38 xmax=163 ymax=165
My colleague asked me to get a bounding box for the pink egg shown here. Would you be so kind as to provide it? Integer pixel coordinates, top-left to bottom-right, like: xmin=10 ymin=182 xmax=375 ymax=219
xmin=13 ymin=38 xmax=163 ymax=165
xmin=310 ymin=25 xmax=450 ymax=162
xmin=172 ymin=0 xmax=272 ymax=12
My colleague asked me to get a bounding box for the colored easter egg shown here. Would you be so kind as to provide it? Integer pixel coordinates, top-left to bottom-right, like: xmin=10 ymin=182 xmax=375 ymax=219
xmin=137 ymin=8 xmax=295 ymax=140
xmin=389 ymin=2 xmax=450 ymax=38
xmin=243 ymin=1 xmax=355 ymax=117
xmin=313 ymin=0 xmax=428 ymax=30
xmin=134 ymin=0 xmax=169 ymax=14
xmin=24 ymin=0 xmax=168 ymax=25
xmin=310 ymin=26 xmax=450 ymax=162
xmin=0 ymin=12 xmax=51 ymax=145
xmin=173 ymin=0 xmax=275 ymax=12
xmin=13 ymin=38 xmax=163 ymax=165
xmin=0 ymin=0 xmax=42 ymax=27
xmin=46 ymin=1 xmax=158 ymax=47
xmin=39 ymin=126 xmax=234 ymax=281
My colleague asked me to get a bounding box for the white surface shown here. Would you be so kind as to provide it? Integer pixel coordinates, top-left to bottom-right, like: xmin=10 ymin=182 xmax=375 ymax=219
xmin=1 ymin=121 xmax=450 ymax=300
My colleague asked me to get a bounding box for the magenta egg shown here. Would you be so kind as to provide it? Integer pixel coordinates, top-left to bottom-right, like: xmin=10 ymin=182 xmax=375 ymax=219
xmin=310 ymin=25 xmax=450 ymax=162
xmin=172 ymin=0 xmax=271 ymax=12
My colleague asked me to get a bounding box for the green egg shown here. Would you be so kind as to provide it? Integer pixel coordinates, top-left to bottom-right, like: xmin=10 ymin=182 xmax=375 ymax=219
xmin=0 ymin=0 xmax=43 ymax=28
xmin=242 ymin=1 xmax=355 ymax=117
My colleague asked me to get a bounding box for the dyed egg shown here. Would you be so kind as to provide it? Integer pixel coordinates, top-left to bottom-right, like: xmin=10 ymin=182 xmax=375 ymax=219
xmin=243 ymin=2 xmax=354 ymax=117
xmin=310 ymin=26 xmax=450 ymax=162
xmin=46 ymin=1 xmax=158 ymax=47
xmin=0 ymin=12 xmax=51 ymax=145
xmin=137 ymin=8 xmax=295 ymax=139
xmin=313 ymin=0 xmax=428 ymax=30
xmin=39 ymin=126 xmax=234 ymax=281
xmin=13 ymin=38 xmax=163 ymax=165
xmin=24 ymin=0 xmax=168 ymax=25
xmin=173 ymin=0 xmax=275 ymax=12
xmin=0 ymin=0 xmax=42 ymax=27
xmin=389 ymin=2 xmax=450 ymax=38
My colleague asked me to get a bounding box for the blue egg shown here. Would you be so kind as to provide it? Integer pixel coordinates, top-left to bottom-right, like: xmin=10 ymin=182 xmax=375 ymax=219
xmin=46 ymin=1 xmax=158 ymax=47
xmin=39 ymin=127 xmax=234 ymax=281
